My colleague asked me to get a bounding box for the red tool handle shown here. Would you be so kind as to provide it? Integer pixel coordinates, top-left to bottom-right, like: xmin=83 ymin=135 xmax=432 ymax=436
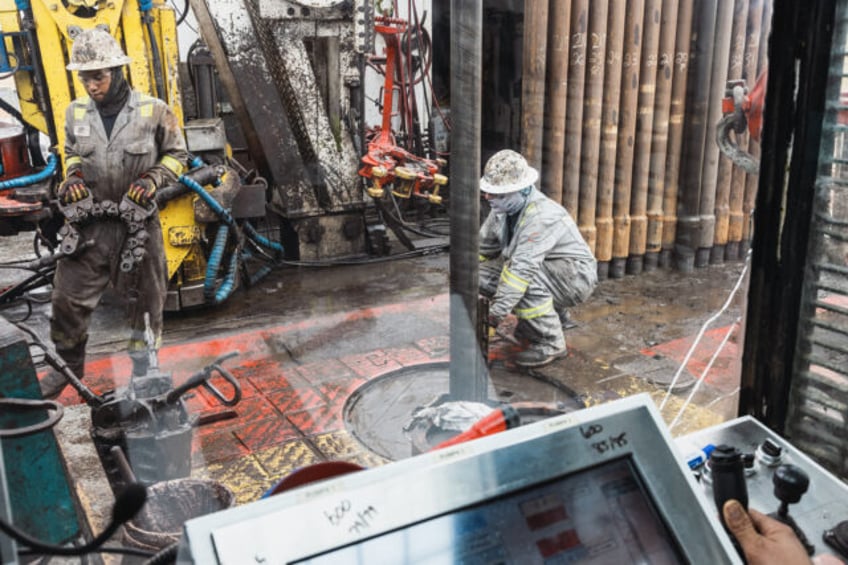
xmin=432 ymin=405 xmax=520 ymax=450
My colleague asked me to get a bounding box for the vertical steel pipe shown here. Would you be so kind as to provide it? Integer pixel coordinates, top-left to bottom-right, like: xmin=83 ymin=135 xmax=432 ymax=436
xmin=627 ymin=0 xmax=663 ymax=275
xmin=610 ymin=0 xmax=645 ymax=279
xmin=646 ymin=0 xmax=680 ymax=270
xmin=728 ymin=0 xmax=763 ymax=260
xmin=675 ymin=0 xmax=718 ymax=273
xmin=696 ymin=0 xmax=734 ymax=267
xmin=450 ymin=0 xmax=487 ymax=401
xmin=741 ymin=0 xmax=772 ymax=255
xmin=521 ymin=0 xmax=549 ymax=172
xmin=565 ymin=0 xmax=590 ymax=223
xmin=713 ymin=0 xmax=749 ymax=264
xmin=591 ymin=0 xmax=624 ymax=275
xmin=541 ymin=0 xmax=572 ymax=202
xmin=661 ymin=0 xmax=695 ymax=267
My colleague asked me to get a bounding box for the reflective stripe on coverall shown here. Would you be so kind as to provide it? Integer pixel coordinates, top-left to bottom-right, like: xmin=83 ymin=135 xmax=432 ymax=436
xmin=51 ymin=91 xmax=188 ymax=354
xmin=479 ymin=187 xmax=598 ymax=354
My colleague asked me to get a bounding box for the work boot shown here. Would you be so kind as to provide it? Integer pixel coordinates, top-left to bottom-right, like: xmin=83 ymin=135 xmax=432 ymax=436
xmin=40 ymin=341 xmax=86 ymax=399
xmin=558 ymin=309 xmax=579 ymax=330
xmin=39 ymin=361 xmax=84 ymax=399
xmin=515 ymin=343 xmax=567 ymax=368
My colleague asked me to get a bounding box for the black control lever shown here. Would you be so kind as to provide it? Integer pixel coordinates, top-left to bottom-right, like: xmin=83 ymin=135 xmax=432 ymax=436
xmin=710 ymin=445 xmax=748 ymax=558
xmin=770 ymin=464 xmax=814 ymax=555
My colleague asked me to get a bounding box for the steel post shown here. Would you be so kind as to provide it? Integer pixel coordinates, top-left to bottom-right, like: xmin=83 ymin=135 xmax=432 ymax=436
xmin=450 ymin=0 xmax=487 ymax=401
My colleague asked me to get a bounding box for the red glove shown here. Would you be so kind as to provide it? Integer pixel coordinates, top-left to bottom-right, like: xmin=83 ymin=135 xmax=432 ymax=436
xmin=127 ymin=177 xmax=157 ymax=207
xmin=57 ymin=171 xmax=89 ymax=204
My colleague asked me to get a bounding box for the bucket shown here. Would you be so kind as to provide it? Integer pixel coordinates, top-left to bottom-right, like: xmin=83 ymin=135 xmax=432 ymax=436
xmin=122 ymin=478 xmax=235 ymax=552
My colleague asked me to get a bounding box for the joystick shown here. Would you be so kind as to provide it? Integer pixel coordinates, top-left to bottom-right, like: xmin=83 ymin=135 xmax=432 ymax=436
xmin=771 ymin=464 xmax=814 ymax=555
xmin=709 ymin=445 xmax=748 ymax=531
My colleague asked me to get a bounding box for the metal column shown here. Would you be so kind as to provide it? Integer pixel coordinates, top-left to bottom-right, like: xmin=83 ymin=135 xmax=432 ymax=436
xmin=449 ymin=0 xmax=487 ymax=401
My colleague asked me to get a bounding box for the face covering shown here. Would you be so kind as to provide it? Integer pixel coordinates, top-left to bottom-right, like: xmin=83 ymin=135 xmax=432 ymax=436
xmin=489 ymin=187 xmax=530 ymax=215
xmin=95 ymin=67 xmax=131 ymax=117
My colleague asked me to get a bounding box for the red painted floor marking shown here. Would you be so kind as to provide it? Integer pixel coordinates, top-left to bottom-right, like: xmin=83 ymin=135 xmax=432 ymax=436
xmin=641 ymin=325 xmax=741 ymax=389
xmin=385 ymin=345 xmax=440 ymax=366
xmin=232 ymin=418 xmax=301 ymax=451
xmin=286 ymin=405 xmax=344 ymax=436
xmin=267 ymin=387 xmax=326 ymax=413
xmin=192 ymin=431 xmax=250 ymax=464
xmin=296 ymin=358 xmax=355 ymax=385
xmin=339 ymin=349 xmax=404 ymax=379
xmin=414 ymin=336 xmax=450 ymax=358
xmin=320 ymin=378 xmax=367 ymax=408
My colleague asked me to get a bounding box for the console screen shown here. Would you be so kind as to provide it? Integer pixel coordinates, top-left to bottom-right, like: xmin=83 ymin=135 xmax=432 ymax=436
xmin=295 ymin=457 xmax=683 ymax=564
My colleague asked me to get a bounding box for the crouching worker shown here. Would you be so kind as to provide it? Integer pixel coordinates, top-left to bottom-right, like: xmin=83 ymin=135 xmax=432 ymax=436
xmin=479 ymin=150 xmax=597 ymax=368
xmin=40 ymin=28 xmax=187 ymax=398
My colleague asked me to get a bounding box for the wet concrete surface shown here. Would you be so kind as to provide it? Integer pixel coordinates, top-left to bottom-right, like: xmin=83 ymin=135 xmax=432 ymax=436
xmin=0 ymin=229 xmax=750 ymax=544
xmin=0 ymin=229 xmax=749 ymax=435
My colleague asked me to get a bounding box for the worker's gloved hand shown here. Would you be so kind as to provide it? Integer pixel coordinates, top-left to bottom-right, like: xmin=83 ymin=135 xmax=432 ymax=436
xmin=487 ymin=313 xmax=502 ymax=330
xmin=127 ymin=177 xmax=156 ymax=207
xmin=57 ymin=171 xmax=89 ymax=204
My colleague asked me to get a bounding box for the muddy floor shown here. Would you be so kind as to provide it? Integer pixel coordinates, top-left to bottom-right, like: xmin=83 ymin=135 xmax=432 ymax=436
xmin=1 ymin=228 xmax=748 ymax=438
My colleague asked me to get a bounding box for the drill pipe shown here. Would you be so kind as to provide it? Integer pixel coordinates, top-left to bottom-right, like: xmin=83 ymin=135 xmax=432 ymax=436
xmin=521 ymin=0 xmax=549 ymax=172
xmin=627 ymin=0 xmax=664 ymax=274
xmin=645 ymin=0 xmax=680 ymax=269
xmin=696 ymin=0 xmax=735 ymax=267
xmin=610 ymin=0 xmax=646 ymax=279
xmin=565 ymin=0 xmax=590 ymax=223
xmin=713 ymin=0 xmax=750 ymax=264
xmin=591 ymin=0 xmax=624 ymax=276
xmin=661 ymin=0 xmax=695 ymax=267
xmin=541 ymin=0 xmax=572 ymax=203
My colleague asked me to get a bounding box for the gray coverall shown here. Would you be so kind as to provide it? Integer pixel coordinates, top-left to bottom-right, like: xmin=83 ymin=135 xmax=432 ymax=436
xmin=479 ymin=187 xmax=597 ymax=355
xmin=51 ymin=91 xmax=187 ymax=373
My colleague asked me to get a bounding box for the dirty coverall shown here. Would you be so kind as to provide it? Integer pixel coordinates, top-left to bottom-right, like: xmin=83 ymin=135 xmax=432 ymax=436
xmin=479 ymin=187 xmax=598 ymax=355
xmin=51 ymin=91 xmax=187 ymax=376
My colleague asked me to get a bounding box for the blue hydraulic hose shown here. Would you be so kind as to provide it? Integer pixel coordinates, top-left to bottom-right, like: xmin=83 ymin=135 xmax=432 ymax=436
xmin=204 ymin=223 xmax=239 ymax=304
xmin=0 ymin=152 xmax=57 ymax=190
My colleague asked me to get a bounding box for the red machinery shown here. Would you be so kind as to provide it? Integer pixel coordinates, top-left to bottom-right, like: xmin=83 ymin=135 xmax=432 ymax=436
xmin=358 ymin=15 xmax=447 ymax=206
xmin=717 ymin=71 xmax=768 ymax=175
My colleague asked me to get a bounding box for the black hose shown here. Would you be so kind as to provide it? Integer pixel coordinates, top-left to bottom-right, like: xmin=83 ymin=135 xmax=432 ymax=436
xmin=144 ymin=18 xmax=167 ymax=100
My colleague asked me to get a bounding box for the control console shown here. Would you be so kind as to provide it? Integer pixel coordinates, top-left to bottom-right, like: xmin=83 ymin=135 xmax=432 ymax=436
xmin=676 ymin=416 xmax=848 ymax=561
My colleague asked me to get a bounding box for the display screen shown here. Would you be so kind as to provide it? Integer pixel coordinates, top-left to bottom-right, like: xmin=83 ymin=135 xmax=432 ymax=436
xmin=295 ymin=457 xmax=683 ymax=564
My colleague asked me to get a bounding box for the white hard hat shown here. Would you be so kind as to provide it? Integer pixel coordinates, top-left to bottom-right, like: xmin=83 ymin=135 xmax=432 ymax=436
xmin=66 ymin=27 xmax=132 ymax=71
xmin=479 ymin=149 xmax=539 ymax=194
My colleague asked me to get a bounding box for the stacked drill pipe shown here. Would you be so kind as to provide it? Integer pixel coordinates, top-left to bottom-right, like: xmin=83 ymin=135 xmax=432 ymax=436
xmin=565 ymin=0 xmax=590 ymax=228
xmin=627 ymin=0 xmax=663 ymax=275
xmin=675 ymin=0 xmax=718 ymax=273
xmin=646 ymin=0 xmax=680 ymax=269
xmin=713 ymin=0 xmax=750 ymax=264
xmin=696 ymin=0 xmax=735 ymax=268
xmin=591 ymin=0 xmax=624 ymax=275
xmin=727 ymin=0 xmax=763 ymax=261
xmin=610 ymin=0 xmax=645 ymax=279
xmin=541 ymin=0 xmax=572 ymax=203
xmin=661 ymin=0 xmax=695 ymax=267
xmin=741 ymin=0 xmax=771 ymax=255
xmin=521 ymin=0 xmax=549 ymax=172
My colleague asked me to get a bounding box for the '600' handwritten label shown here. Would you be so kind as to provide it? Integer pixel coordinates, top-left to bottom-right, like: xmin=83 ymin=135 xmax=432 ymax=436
xmin=324 ymin=500 xmax=379 ymax=535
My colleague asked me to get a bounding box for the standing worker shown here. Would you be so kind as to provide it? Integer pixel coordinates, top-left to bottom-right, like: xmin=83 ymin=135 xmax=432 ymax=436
xmin=40 ymin=28 xmax=188 ymax=398
xmin=479 ymin=150 xmax=597 ymax=368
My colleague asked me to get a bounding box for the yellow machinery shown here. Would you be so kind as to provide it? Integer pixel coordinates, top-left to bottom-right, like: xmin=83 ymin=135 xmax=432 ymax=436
xmin=0 ymin=0 xmax=249 ymax=310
